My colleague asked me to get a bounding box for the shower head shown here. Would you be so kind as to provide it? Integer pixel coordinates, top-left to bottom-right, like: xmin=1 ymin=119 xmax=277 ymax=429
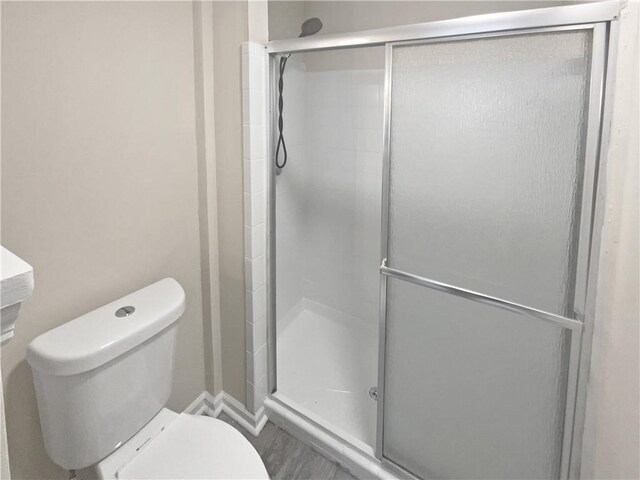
xmin=275 ymin=17 xmax=323 ymax=172
xmin=299 ymin=17 xmax=323 ymax=37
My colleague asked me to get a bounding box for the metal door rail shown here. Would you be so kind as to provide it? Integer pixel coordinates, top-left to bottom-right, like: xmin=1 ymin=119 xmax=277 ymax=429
xmin=380 ymin=259 xmax=584 ymax=331
xmin=266 ymin=1 xmax=619 ymax=54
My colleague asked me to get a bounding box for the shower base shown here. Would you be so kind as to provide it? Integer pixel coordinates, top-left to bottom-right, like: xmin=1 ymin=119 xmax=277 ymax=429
xmin=277 ymin=298 xmax=378 ymax=448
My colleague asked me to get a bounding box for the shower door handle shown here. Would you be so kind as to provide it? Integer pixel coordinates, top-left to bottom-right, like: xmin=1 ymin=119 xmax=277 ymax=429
xmin=379 ymin=259 xmax=582 ymax=331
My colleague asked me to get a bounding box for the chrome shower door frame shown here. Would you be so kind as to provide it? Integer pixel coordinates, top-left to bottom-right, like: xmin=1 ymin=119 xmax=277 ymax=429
xmin=266 ymin=3 xmax=620 ymax=479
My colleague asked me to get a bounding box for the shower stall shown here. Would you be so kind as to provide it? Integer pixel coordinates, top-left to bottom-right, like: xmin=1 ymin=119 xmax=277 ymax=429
xmin=273 ymin=45 xmax=385 ymax=450
xmin=261 ymin=3 xmax=619 ymax=479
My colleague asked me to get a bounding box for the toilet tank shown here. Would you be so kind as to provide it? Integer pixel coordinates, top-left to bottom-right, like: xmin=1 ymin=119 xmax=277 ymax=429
xmin=26 ymin=278 xmax=185 ymax=470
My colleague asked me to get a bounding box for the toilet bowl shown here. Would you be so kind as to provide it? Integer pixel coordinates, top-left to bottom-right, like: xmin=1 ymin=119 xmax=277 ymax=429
xmin=27 ymin=278 xmax=268 ymax=480
xmin=78 ymin=409 xmax=268 ymax=480
xmin=115 ymin=413 xmax=267 ymax=480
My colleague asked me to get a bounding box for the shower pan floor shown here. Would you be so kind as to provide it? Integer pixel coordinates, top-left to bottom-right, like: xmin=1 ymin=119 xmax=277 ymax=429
xmin=277 ymin=298 xmax=378 ymax=448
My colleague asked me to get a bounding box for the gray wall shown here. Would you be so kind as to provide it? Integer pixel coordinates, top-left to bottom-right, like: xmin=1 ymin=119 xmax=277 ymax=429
xmin=212 ymin=0 xmax=249 ymax=404
xmin=1 ymin=2 xmax=207 ymax=478
xmin=580 ymin=2 xmax=640 ymax=478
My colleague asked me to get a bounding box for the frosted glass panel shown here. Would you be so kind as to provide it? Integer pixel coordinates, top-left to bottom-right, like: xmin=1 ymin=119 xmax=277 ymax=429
xmin=383 ymin=279 xmax=569 ymax=479
xmin=388 ymin=31 xmax=592 ymax=315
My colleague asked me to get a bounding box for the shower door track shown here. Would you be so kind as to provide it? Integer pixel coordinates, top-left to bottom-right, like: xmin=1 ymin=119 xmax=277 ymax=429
xmin=266 ymin=3 xmax=620 ymax=479
xmin=266 ymin=1 xmax=619 ymax=54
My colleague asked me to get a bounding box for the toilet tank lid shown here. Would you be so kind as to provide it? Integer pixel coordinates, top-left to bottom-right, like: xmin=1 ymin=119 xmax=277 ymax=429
xmin=27 ymin=278 xmax=185 ymax=376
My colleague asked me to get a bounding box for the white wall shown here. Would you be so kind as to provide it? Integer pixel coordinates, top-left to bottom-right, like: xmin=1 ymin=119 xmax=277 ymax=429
xmin=580 ymin=2 xmax=640 ymax=478
xmin=1 ymin=3 xmax=208 ymax=478
xmin=268 ymin=1 xmax=569 ymax=41
xmin=274 ymin=58 xmax=307 ymax=317
xmin=275 ymin=53 xmax=384 ymax=325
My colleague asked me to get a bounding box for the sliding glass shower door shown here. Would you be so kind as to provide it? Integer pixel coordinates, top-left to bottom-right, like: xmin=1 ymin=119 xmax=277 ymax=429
xmin=379 ymin=27 xmax=605 ymax=479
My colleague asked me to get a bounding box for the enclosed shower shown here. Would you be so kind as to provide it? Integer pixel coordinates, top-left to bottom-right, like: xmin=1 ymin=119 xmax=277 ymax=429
xmin=275 ymin=46 xmax=385 ymax=449
xmin=263 ymin=3 xmax=619 ymax=479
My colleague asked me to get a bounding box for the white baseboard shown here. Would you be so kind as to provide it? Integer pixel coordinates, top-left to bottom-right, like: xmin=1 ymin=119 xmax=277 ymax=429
xmin=183 ymin=391 xmax=217 ymax=416
xmin=183 ymin=391 xmax=267 ymax=437
xmin=220 ymin=392 xmax=268 ymax=436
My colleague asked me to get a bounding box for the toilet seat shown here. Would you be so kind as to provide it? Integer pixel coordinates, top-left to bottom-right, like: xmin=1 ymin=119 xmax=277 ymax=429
xmin=118 ymin=413 xmax=269 ymax=479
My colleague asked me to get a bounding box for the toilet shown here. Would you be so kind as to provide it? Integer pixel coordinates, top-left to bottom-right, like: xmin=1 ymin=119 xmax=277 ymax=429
xmin=26 ymin=278 xmax=269 ymax=479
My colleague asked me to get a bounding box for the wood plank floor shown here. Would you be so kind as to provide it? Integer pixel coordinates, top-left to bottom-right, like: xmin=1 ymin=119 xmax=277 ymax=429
xmin=216 ymin=413 xmax=359 ymax=480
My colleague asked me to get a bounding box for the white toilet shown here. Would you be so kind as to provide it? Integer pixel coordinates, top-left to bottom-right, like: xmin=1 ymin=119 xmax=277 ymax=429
xmin=27 ymin=278 xmax=269 ymax=479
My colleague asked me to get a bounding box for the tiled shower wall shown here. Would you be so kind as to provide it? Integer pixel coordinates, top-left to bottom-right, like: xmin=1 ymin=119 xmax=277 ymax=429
xmin=273 ymin=59 xmax=307 ymax=317
xmin=276 ymin=63 xmax=385 ymax=325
